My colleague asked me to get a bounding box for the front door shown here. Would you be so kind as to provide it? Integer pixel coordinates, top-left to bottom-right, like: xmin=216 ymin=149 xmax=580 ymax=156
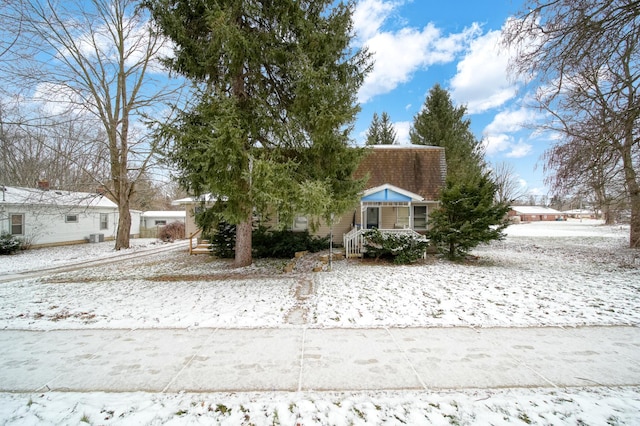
xmin=366 ymin=207 xmax=379 ymax=229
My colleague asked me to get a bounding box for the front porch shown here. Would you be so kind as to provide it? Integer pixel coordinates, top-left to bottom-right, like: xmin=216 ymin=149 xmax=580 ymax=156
xmin=342 ymin=184 xmax=432 ymax=258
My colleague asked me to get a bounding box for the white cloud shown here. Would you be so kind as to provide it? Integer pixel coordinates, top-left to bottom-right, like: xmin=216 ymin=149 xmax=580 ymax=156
xmin=352 ymin=0 xmax=399 ymax=41
xmin=506 ymin=141 xmax=533 ymax=158
xmin=449 ymin=29 xmax=519 ymax=114
xmin=32 ymin=82 xmax=85 ymax=116
xmin=483 ymin=132 xmax=532 ymax=159
xmin=484 ymin=107 xmax=536 ymax=135
xmin=482 ymin=105 xmax=537 ymax=159
xmin=394 ymin=120 xmax=412 ymax=144
xmin=483 ymin=133 xmax=512 ymax=156
xmin=354 ymin=0 xmax=481 ymax=103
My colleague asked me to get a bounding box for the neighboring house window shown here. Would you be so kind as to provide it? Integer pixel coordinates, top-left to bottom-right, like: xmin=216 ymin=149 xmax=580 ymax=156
xmin=65 ymin=214 xmax=78 ymax=223
xmin=10 ymin=214 xmax=24 ymax=235
xmin=396 ymin=207 xmax=410 ymax=228
xmin=292 ymin=215 xmax=308 ymax=231
xmin=100 ymin=213 xmax=109 ymax=230
xmin=413 ymin=206 xmax=427 ymax=229
xmin=155 ymin=220 xmax=167 ymax=226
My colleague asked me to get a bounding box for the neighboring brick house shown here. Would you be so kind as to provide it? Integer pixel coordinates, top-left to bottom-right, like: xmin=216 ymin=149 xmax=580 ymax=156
xmin=508 ymin=206 xmax=566 ymax=222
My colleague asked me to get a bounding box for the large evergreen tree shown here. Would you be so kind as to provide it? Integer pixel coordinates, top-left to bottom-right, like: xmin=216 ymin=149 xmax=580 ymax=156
xmin=410 ymin=84 xmax=484 ymax=180
xmin=411 ymin=84 xmax=509 ymax=259
xmin=147 ymin=0 xmax=371 ymax=267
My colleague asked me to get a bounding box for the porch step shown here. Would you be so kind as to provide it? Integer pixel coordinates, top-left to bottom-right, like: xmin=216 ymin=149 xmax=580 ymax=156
xmin=190 ymin=239 xmax=212 ymax=255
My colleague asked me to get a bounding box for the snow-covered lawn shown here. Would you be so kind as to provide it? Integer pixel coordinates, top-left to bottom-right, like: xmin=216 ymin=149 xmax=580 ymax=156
xmin=1 ymin=220 xmax=639 ymax=424
xmin=0 ymin=220 xmax=637 ymax=330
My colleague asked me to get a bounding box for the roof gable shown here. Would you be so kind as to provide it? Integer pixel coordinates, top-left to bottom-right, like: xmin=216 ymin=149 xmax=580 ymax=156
xmin=361 ymin=184 xmax=423 ymax=202
xmin=354 ymin=146 xmax=446 ymax=201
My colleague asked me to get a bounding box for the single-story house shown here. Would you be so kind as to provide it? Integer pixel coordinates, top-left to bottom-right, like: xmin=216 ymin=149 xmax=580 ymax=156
xmin=173 ymin=145 xmax=447 ymax=253
xmin=0 ymin=183 xmax=119 ymax=247
xmin=508 ymin=206 xmax=566 ymax=222
xmin=172 ymin=195 xmax=216 ymax=239
xmin=130 ymin=210 xmax=142 ymax=238
xmin=140 ymin=210 xmax=186 ymax=237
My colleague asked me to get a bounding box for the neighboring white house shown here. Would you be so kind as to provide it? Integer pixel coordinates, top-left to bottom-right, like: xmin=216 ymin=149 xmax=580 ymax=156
xmin=130 ymin=210 xmax=142 ymax=238
xmin=140 ymin=210 xmax=186 ymax=228
xmin=0 ymin=184 xmax=119 ymax=247
xmin=139 ymin=210 xmax=186 ymax=238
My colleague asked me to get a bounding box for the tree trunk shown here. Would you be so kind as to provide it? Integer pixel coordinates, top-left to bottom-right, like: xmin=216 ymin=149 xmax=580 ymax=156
xmin=234 ymin=218 xmax=252 ymax=267
xmin=115 ymin=197 xmax=131 ymax=250
xmin=622 ymin=124 xmax=640 ymax=248
xmin=628 ymin=185 xmax=640 ymax=248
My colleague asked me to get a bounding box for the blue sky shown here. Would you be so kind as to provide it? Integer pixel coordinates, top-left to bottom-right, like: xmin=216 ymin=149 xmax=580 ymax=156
xmin=351 ymin=0 xmax=548 ymax=198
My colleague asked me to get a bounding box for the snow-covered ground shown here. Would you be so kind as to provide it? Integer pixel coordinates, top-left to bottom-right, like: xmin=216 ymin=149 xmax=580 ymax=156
xmin=1 ymin=220 xmax=639 ymax=424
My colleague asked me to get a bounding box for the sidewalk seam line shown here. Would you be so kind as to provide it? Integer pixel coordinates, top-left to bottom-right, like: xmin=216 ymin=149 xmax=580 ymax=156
xmin=385 ymin=327 xmax=427 ymax=390
xmin=298 ymin=327 xmax=307 ymax=392
xmin=161 ymin=327 xmax=218 ymax=393
xmin=504 ymin=351 xmax=559 ymax=389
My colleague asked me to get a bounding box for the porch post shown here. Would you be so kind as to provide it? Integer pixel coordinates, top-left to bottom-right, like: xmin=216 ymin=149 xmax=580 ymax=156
xmin=409 ymin=201 xmax=413 ymax=230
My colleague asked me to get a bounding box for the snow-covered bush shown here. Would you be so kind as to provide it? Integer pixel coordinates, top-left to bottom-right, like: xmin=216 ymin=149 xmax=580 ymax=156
xmin=362 ymin=229 xmax=428 ymax=264
xmin=0 ymin=233 xmax=23 ymax=255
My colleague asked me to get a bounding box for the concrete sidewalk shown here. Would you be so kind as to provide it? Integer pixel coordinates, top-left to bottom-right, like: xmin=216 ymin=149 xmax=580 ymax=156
xmin=1 ymin=326 xmax=638 ymax=393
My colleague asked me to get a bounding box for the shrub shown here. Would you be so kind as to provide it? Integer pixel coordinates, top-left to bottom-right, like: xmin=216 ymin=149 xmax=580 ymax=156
xmin=252 ymin=226 xmax=329 ymax=258
xmin=362 ymin=229 xmax=428 ymax=264
xmin=0 ymin=233 xmax=23 ymax=255
xmin=158 ymin=221 xmax=185 ymax=242
xmin=208 ymin=221 xmax=236 ymax=258
xmin=210 ymin=223 xmax=330 ymax=259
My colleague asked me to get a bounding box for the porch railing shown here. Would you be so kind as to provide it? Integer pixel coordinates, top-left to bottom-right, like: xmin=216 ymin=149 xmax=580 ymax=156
xmin=188 ymin=229 xmax=202 ymax=255
xmin=343 ymin=227 xmax=427 ymax=259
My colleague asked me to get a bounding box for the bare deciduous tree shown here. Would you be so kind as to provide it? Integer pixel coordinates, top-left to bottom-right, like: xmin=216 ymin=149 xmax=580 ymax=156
xmin=1 ymin=100 xmax=111 ymax=191
xmin=2 ymin=0 xmax=183 ymax=250
xmin=503 ymin=0 xmax=640 ymax=247
xmin=491 ymin=161 xmax=527 ymax=204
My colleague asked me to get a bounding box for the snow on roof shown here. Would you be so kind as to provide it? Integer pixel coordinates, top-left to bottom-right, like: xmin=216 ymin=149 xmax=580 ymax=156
xmin=141 ymin=211 xmax=186 ymax=218
xmin=510 ymin=205 xmax=563 ymax=215
xmin=0 ymin=185 xmax=117 ymax=209
xmin=171 ymin=194 xmax=220 ymax=205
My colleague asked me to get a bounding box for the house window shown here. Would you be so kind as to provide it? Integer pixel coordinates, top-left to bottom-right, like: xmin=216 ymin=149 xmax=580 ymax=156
xmin=10 ymin=214 xmax=24 ymax=235
xmin=396 ymin=207 xmax=409 ymax=228
xmin=65 ymin=214 xmax=78 ymax=223
xmin=292 ymin=215 xmax=308 ymax=231
xmin=413 ymin=206 xmax=427 ymax=229
xmin=155 ymin=220 xmax=167 ymax=226
xmin=100 ymin=213 xmax=109 ymax=230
